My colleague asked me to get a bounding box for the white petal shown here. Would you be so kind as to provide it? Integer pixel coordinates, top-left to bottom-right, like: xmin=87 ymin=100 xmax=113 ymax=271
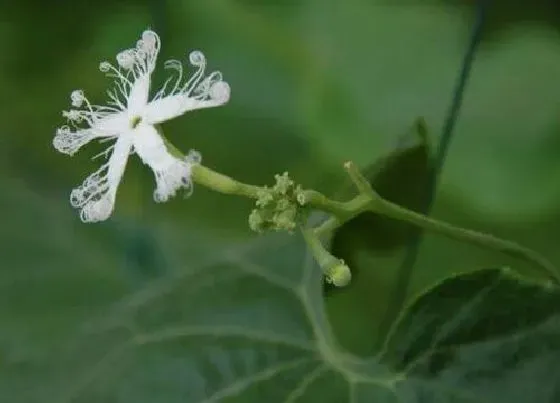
xmin=141 ymin=95 xmax=189 ymax=124
xmin=143 ymin=82 xmax=230 ymax=125
xmin=70 ymin=135 xmax=133 ymax=222
xmin=127 ymin=74 xmax=151 ymax=116
xmin=55 ymin=111 xmax=128 ymax=156
xmin=53 ymin=126 xmax=100 ymax=156
xmin=94 ymin=111 xmax=129 ymax=136
xmin=132 ymin=124 xmax=194 ymax=202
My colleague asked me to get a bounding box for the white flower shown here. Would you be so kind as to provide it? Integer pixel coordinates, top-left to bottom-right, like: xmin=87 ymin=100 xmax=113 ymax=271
xmin=53 ymin=30 xmax=230 ymax=223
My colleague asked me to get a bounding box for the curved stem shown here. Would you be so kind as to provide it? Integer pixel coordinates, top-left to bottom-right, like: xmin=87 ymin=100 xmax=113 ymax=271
xmin=314 ymin=217 xmax=342 ymax=238
xmin=301 ymin=226 xmax=351 ymax=286
xmin=377 ymin=198 xmax=560 ymax=284
xmin=190 ymin=162 xmax=373 ymax=221
xmin=299 ymin=190 xmax=372 ymax=219
xmin=162 ymin=130 xmax=559 ymax=285
xmin=301 ymin=226 xmax=338 ymax=269
xmin=191 ymin=160 xmax=560 ymax=284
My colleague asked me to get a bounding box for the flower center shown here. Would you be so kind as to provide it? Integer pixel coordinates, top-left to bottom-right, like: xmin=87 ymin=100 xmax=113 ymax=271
xmin=130 ymin=116 xmax=142 ymax=129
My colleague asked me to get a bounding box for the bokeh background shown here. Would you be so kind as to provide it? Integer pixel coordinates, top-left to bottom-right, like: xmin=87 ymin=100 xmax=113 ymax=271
xmin=1 ymin=0 xmax=560 ymax=400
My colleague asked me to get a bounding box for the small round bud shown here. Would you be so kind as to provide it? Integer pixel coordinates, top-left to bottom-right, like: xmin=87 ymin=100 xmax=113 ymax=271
xmin=273 ymin=207 xmax=297 ymax=232
xmin=249 ymin=209 xmax=265 ymax=233
xmin=296 ymin=191 xmax=307 ymax=206
xmin=274 ymin=172 xmax=294 ymax=195
xmin=256 ymin=188 xmax=274 ymax=208
xmin=325 ymin=261 xmax=352 ymax=287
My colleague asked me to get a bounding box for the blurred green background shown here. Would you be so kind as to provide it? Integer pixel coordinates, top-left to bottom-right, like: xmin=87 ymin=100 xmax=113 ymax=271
xmin=1 ymin=0 xmax=560 ymax=400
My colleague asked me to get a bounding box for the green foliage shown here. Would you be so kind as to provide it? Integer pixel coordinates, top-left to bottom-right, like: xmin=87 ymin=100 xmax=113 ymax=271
xmin=3 ymin=0 xmax=560 ymax=401
xmin=383 ymin=267 xmax=560 ymax=402
xmin=4 ymin=185 xmax=559 ymax=402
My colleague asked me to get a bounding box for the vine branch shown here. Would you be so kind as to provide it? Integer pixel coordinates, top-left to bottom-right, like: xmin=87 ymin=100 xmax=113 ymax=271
xmin=173 ymin=139 xmax=560 ymax=286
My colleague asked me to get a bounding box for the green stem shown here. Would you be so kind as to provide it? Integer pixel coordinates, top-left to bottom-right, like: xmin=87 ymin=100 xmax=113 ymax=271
xmin=190 ymin=162 xmax=374 ymax=223
xmin=191 ymin=164 xmax=262 ymax=199
xmin=377 ymin=198 xmax=560 ymax=284
xmin=314 ymin=217 xmax=342 ymax=238
xmin=301 ymin=227 xmax=338 ymax=269
xmin=162 ymin=132 xmax=559 ymax=285
xmin=299 ymin=190 xmax=372 ymax=220
xmin=162 ymin=133 xmax=261 ymax=199
xmin=301 ymin=226 xmax=351 ymax=286
xmin=343 ymin=161 xmax=376 ymax=197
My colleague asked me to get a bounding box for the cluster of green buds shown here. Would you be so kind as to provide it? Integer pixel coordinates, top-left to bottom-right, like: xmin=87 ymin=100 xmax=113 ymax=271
xmin=248 ymin=172 xmax=306 ymax=233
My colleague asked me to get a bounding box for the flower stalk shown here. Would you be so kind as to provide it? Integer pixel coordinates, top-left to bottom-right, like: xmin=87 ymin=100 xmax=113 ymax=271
xmin=176 ymin=144 xmax=560 ymax=285
xmin=191 ymin=165 xmax=262 ymax=199
xmin=301 ymin=227 xmax=352 ymax=287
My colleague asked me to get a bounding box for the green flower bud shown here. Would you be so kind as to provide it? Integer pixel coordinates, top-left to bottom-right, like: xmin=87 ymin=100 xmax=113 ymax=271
xmin=256 ymin=187 xmax=274 ymax=208
xmin=273 ymin=206 xmax=298 ymax=232
xmin=325 ymin=260 xmax=352 ymax=287
xmin=248 ymin=209 xmax=265 ymax=232
xmin=274 ymin=172 xmax=294 ymax=195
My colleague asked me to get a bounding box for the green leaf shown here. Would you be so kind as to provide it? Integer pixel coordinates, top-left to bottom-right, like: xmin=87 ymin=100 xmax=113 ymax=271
xmin=382 ymin=267 xmax=560 ymax=401
xmin=0 ymin=175 xmax=397 ymax=402
xmin=0 ymin=192 xmax=397 ymax=403
xmin=3 ymin=176 xmax=560 ymax=401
